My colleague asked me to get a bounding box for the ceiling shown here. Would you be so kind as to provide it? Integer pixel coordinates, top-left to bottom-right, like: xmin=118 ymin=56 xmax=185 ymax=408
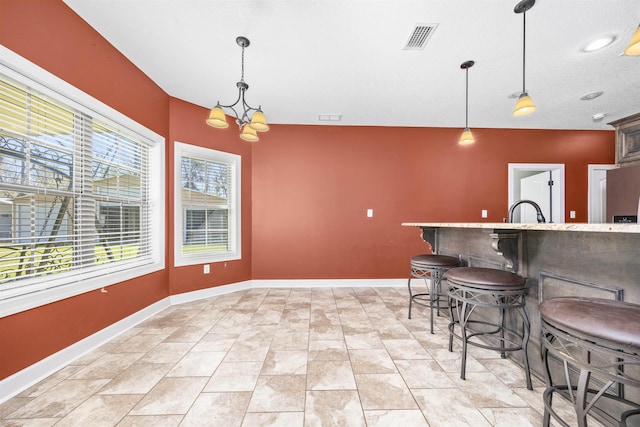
xmin=62 ymin=0 xmax=640 ymax=131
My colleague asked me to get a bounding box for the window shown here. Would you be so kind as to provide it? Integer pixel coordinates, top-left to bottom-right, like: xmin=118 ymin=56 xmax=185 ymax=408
xmin=0 ymin=46 xmax=165 ymax=317
xmin=174 ymin=142 xmax=240 ymax=266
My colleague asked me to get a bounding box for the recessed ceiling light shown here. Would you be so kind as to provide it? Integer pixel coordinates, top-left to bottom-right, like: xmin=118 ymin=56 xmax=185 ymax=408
xmin=580 ymin=91 xmax=604 ymax=101
xmin=592 ymin=112 xmax=606 ymax=122
xmin=582 ymin=35 xmax=616 ymax=52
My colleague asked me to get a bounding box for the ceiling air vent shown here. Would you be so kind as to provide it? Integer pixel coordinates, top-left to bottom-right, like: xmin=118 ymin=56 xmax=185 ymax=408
xmin=404 ymin=24 xmax=438 ymax=50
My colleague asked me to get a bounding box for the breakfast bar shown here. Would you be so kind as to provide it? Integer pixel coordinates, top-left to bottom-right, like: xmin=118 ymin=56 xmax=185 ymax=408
xmin=402 ymin=222 xmax=640 ymax=374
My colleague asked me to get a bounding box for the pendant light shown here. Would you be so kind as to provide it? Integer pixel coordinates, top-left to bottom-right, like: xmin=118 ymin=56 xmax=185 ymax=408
xmin=459 ymin=60 xmax=475 ymax=146
xmin=625 ymin=25 xmax=640 ymax=55
xmin=513 ymin=0 xmax=536 ymax=116
xmin=206 ymin=36 xmax=268 ymax=141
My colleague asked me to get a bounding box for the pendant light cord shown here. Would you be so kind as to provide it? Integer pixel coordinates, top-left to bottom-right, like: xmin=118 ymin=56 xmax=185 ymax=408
xmin=465 ymin=68 xmax=469 ymax=128
xmin=522 ymin=11 xmax=526 ymax=92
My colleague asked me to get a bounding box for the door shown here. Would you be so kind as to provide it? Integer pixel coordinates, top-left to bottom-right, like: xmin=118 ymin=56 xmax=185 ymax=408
xmin=519 ymin=171 xmax=551 ymax=223
xmin=588 ymin=164 xmax=615 ymax=223
xmin=508 ymin=163 xmax=564 ymax=223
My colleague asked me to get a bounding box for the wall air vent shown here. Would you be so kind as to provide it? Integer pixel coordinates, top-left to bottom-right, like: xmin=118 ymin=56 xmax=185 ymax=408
xmin=404 ymin=24 xmax=438 ymax=50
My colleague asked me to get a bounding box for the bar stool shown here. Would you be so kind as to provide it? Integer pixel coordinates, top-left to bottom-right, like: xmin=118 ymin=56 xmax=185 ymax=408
xmin=408 ymin=254 xmax=459 ymax=334
xmin=539 ymin=297 xmax=640 ymax=427
xmin=446 ymin=267 xmax=532 ymax=390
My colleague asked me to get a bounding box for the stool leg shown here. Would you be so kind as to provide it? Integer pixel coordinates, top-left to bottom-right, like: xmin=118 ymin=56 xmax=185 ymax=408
xmin=433 ymin=270 xmax=442 ymax=318
xmin=407 ymin=276 xmax=413 ymax=319
xmin=519 ymin=306 xmax=533 ymax=390
xmin=428 ymin=276 xmax=436 ymax=334
xmin=448 ymin=294 xmax=456 ymax=352
xmin=576 ymin=369 xmax=591 ymax=427
xmin=459 ymin=297 xmax=469 ymax=380
xmin=499 ymin=305 xmax=507 ymax=359
xmin=541 ymin=344 xmax=553 ymax=427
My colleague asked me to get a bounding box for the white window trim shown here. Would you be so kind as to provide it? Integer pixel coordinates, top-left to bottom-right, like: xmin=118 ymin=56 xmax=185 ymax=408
xmin=174 ymin=141 xmax=241 ymax=266
xmin=0 ymin=46 xmax=166 ymax=318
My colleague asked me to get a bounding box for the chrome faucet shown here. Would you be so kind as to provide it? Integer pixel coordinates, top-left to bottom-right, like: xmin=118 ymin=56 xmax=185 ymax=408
xmin=508 ymin=200 xmax=546 ymax=223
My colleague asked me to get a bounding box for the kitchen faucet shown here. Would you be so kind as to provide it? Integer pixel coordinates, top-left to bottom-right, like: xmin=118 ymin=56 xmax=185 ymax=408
xmin=508 ymin=200 xmax=546 ymax=223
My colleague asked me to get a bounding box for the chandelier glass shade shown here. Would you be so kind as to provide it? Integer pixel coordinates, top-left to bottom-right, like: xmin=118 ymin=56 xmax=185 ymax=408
xmin=513 ymin=0 xmax=536 ymax=117
xmin=240 ymin=124 xmax=259 ymax=142
xmin=625 ymin=25 xmax=640 ymax=56
xmin=459 ymin=60 xmax=475 ymax=146
xmin=206 ymin=36 xmax=268 ymax=141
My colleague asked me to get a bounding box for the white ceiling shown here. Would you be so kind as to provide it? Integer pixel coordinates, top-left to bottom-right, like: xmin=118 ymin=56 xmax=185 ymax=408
xmin=62 ymin=0 xmax=640 ymax=130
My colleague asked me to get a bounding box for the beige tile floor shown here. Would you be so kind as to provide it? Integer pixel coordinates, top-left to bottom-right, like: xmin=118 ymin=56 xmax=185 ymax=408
xmin=1 ymin=287 xmax=597 ymax=426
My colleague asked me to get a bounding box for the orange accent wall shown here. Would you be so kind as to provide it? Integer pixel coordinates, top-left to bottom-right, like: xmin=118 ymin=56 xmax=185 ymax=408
xmin=251 ymin=125 xmax=614 ymax=279
xmin=0 ymin=0 xmax=171 ymax=380
xmin=167 ymin=98 xmax=253 ymax=295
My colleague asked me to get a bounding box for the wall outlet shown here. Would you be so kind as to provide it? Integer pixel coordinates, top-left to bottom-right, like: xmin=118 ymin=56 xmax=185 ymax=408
xmin=481 ymin=209 xmax=488 ymax=218
xmin=367 ymin=209 xmax=373 ymax=217
xmin=203 ymin=264 xmax=210 ymax=274
xmin=570 ymin=210 xmax=576 ymax=219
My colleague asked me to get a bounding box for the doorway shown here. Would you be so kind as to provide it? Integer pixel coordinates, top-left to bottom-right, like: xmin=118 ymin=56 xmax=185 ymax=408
xmin=587 ymin=164 xmax=615 ymax=223
xmin=508 ymin=164 xmax=565 ymax=223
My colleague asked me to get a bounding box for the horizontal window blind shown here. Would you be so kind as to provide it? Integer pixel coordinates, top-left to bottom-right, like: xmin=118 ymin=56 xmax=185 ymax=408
xmin=0 ymin=73 xmax=152 ymax=287
xmin=180 ymin=155 xmax=232 ymax=255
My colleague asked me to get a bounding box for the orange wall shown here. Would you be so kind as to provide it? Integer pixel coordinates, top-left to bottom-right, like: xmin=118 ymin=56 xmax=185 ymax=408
xmin=168 ymin=98 xmax=253 ymax=295
xmin=0 ymin=0 xmax=168 ymax=135
xmin=1 ymin=0 xmax=256 ymax=381
xmin=0 ymin=0 xmax=171 ymax=380
xmin=0 ymin=0 xmax=616 ymax=384
xmin=251 ymin=125 xmax=614 ymax=279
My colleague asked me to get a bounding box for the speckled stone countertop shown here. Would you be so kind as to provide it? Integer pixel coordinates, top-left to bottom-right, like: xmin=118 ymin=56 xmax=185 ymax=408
xmin=401 ymin=222 xmax=640 ymax=233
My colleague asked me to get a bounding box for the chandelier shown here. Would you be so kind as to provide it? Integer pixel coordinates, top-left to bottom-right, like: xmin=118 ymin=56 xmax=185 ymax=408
xmin=206 ymin=36 xmax=268 ymax=142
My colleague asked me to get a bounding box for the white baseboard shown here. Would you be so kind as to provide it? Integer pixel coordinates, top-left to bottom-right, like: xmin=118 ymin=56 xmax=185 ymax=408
xmin=251 ymin=278 xmax=406 ymax=288
xmin=169 ymin=280 xmax=253 ymax=305
xmin=0 ymin=298 xmax=170 ymax=404
xmin=1 ymin=278 xmax=404 ymax=403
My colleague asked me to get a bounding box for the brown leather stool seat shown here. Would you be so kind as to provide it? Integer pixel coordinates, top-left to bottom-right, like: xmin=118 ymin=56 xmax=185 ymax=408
xmin=446 ymin=267 xmax=532 ymax=390
xmin=408 ymin=254 xmax=460 ymax=334
xmin=539 ymin=297 xmax=640 ymax=427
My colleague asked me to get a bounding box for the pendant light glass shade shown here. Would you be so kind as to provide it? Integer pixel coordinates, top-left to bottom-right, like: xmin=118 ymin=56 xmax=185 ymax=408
xmin=249 ymin=109 xmax=269 ymax=131
xmin=206 ymin=105 xmax=229 ymax=128
xmin=513 ymin=92 xmax=536 ymax=116
xmin=625 ymin=26 xmax=640 ymax=56
xmin=459 ymin=128 xmax=475 ymax=145
xmin=240 ymin=124 xmax=259 ymax=142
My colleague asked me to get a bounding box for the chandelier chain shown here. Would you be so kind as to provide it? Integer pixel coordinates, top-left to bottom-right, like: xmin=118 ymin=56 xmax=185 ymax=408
xmin=240 ymin=45 xmax=245 ymax=83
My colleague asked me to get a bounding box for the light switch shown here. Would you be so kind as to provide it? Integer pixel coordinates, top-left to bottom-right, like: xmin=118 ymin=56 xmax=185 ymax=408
xmin=367 ymin=209 xmax=373 ymax=217
xmin=481 ymin=209 xmax=488 ymax=218
xmin=203 ymin=264 xmax=210 ymax=274
xmin=570 ymin=210 xmax=576 ymax=219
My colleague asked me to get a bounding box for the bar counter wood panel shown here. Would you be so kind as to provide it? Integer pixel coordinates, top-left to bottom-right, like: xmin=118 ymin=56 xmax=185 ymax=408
xmin=402 ymin=222 xmax=640 ymax=380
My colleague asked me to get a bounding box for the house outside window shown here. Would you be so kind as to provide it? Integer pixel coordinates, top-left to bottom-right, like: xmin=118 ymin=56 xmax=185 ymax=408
xmin=0 ymin=47 xmax=164 ymax=317
xmin=174 ymin=142 xmax=240 ymax=266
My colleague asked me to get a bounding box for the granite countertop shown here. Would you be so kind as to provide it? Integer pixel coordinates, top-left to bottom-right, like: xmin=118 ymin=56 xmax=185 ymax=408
xmin=401 ymin=222 xmax=640 ymax=233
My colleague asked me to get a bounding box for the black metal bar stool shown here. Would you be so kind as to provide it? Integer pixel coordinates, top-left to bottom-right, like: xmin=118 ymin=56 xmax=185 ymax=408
xmin=408 ymin=254 xmax=460 ymax=334
xmin=446 ymin=266 xmax=532 ymax=390
xmin=539 ymin=297 xmax=640 ymax=427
